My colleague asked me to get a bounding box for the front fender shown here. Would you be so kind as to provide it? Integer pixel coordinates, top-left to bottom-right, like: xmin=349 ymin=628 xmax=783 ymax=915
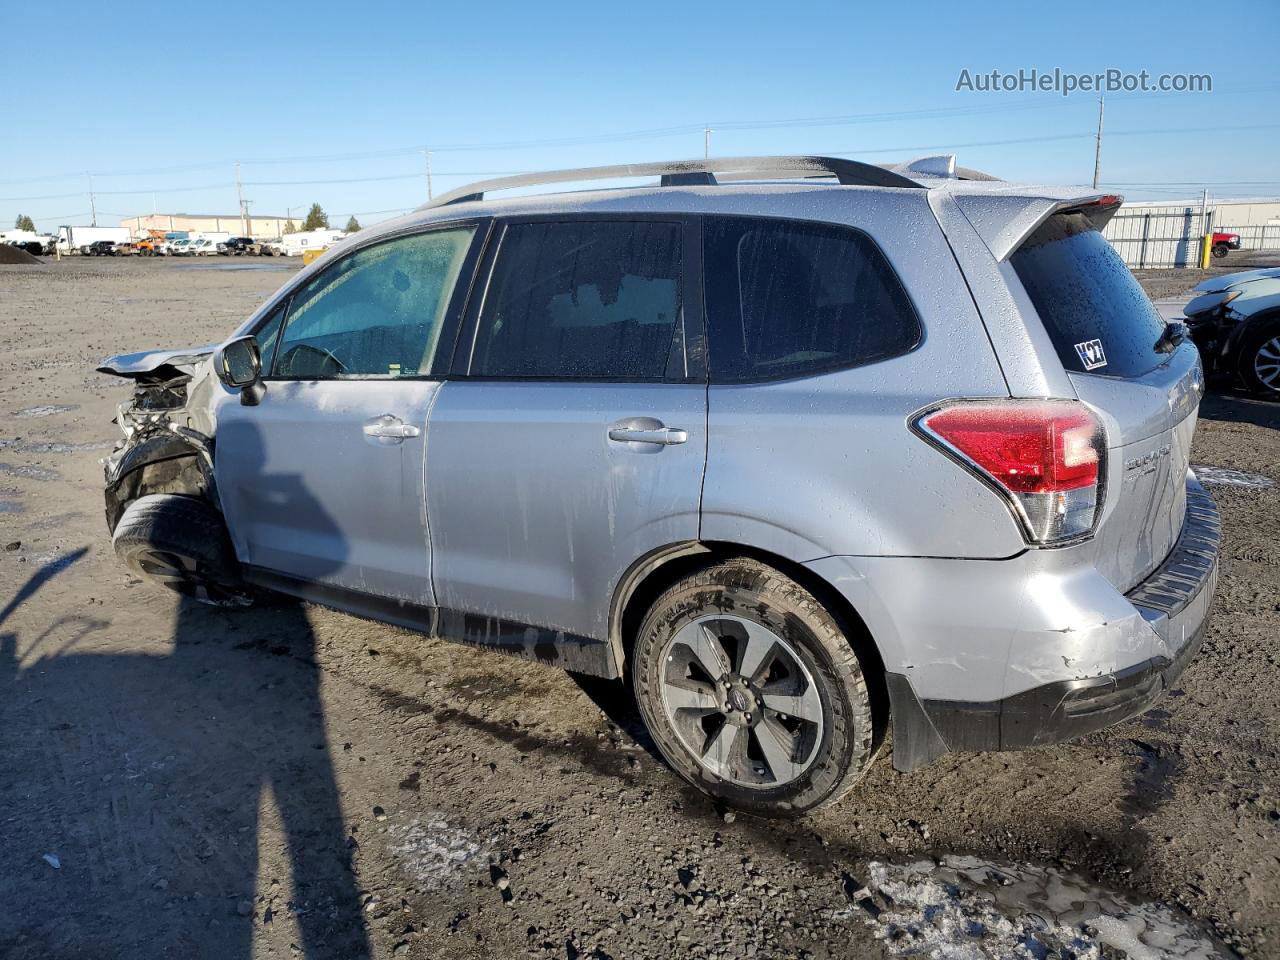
xmin=104 ymin=428 xmax=216 ymax=531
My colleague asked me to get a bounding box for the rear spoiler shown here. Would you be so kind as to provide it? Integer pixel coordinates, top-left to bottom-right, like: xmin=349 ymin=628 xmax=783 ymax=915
xmin=952 ymin=192 xmax=1122 ymax=262
xmin=97 ymin=345 xmax=216 ymax=382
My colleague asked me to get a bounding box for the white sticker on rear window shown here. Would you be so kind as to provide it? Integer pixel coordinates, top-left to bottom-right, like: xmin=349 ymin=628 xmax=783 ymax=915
xmin=1074 ymin=339 xmax=1107 ymax=370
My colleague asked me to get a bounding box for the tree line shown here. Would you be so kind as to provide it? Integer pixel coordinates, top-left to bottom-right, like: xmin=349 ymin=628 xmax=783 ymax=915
xmin=283 ymin=204 xmax=360 ymax=234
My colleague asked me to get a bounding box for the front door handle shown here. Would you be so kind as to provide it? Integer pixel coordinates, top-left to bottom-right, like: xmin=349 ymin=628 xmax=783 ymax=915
xmin=363 ymin=414 xmax=421 ymax=445
xmin=608 ymin=418 xmax=688 ymax=446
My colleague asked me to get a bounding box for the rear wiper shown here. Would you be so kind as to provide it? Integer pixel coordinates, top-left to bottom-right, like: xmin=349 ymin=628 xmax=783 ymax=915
xmin=1154 ymin=321 xmax=1188 ymax=354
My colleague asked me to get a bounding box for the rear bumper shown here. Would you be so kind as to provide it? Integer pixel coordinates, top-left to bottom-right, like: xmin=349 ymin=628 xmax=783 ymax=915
xmin=886 ymin=475 xmax=1220 ymax=771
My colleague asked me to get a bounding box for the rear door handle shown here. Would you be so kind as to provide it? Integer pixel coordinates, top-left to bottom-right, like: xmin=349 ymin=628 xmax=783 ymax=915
xmin=363 ymin=413 xmax=421 ymax=445
xmin=608 ymin=418 xmax=688 ymax=446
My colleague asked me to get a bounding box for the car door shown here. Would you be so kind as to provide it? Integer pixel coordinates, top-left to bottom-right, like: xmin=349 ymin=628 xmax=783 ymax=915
xmin=215 ymin=222 xmax=484 ymax=606
xmin=426 ymin=216 xmax=707 ymax=650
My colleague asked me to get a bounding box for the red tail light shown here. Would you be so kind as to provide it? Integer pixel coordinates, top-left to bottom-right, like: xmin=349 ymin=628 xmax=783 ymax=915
xmin=914 ymin=401 xmax=1105 ymax=544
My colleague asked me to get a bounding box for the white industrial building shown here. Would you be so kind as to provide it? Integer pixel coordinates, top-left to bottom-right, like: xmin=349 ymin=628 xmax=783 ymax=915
xmin=120 ymin=212 xmax=302 ymax=240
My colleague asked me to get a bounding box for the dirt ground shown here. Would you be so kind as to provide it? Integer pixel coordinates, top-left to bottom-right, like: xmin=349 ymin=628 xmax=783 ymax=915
xmin=1 ymin=255 xmax=1277 ymax=960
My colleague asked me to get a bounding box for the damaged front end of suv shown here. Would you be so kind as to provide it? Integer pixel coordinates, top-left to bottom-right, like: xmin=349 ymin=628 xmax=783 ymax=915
xmin=97 ymin=345 xmax=250 ymax=605
xmin=98 ymin=345 xmax=221 ymax=530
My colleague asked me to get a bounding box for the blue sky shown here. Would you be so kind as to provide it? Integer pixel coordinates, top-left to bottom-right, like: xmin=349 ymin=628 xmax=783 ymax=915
xmin=4 ymin=0 xmax=1277 ymax=232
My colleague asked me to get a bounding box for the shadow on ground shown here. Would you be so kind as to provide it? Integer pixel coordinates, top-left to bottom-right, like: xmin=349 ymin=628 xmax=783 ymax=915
xmin=0 ymin=425 xmax=369 ymax=960
xmin=1199 ymin=389 xmax=1280 ymax=429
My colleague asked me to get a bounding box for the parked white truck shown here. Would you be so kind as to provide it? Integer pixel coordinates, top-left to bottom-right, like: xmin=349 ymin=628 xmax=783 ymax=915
xmin=57 ymin=226 xmax=131 ymax=255
xmin=0 ymin=230 xmax=56 ymax=253
xmin=184 ymin=232 xmax=232 ymax=256
xmin=280 ymin=228 xmax=346 ymax=256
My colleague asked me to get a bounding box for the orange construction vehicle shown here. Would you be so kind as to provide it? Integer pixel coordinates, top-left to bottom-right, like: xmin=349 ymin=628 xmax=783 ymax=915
xmin=134 ymin=229 xmax=168 ymax=256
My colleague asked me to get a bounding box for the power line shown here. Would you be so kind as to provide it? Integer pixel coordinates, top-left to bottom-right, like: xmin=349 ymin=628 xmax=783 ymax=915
xmin=5 ymin=85 xmax=1278 ymax=188
xmin=0 ymin=182 xmax=234 ymax=202
xmin=243 ymin=170 xmax=524 ymax=187
xmin=0 ymin=91 xmax=1213 ymax=186
xmin=6 ymin=122 xmax=1280 ymax=215
xmin=1104 ymin=179 xmax=1280 ymax=186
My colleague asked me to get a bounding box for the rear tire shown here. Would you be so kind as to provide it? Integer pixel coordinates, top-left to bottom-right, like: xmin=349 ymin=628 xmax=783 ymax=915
xmin=1237 ymin=317 xmax=1280 ymax=397
xmin=112 ymin=494 xmax=251 ymax=606
xmin=632 ymin=558 xmax=876 ymax=817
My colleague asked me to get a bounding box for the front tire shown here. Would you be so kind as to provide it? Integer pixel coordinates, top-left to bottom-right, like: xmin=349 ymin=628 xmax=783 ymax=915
xmin=1238 ymin=317 xmax=1280 ymax=397
xmin=1212 ymin=244 xmax=1229 ymax=259
xmin=112 ymin=494 xmax=251 ymax=606
xmin=632 ymin=559 xmax=876 ymax=816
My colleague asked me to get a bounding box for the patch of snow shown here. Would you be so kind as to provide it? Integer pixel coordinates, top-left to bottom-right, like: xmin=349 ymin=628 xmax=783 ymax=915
xmin=13 ymin=404 xmax=78 ymax=418
xmin=840 ymin=856 xmax=1227 ymax=960
xmin=384 ymin=814 xmax=488 ymax=890
xmin=1191 ymin=465 xmax=1274 ymax=490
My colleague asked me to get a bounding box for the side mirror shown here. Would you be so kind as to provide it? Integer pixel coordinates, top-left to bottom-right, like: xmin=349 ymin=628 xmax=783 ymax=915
xmin=214 ymin=335 xmax=266 ymax=406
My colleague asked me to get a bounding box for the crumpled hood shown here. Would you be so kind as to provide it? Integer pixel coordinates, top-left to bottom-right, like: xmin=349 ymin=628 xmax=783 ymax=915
xmin=97 ymin=344 xmax=218 ymax=381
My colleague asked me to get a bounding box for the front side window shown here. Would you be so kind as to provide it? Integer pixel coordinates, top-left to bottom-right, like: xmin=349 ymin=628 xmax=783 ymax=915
xmin=703 ymin=216 xmax=922 ymax=382
xmin=272 ymin=226 xmax=476 ymax=378
xmin=252 ymin=301 xmax=287 ymax=374
xmin=469 ymin=220 xmax=682 ymax=379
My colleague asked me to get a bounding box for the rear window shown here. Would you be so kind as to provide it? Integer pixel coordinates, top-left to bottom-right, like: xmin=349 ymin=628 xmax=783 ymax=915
xmin=1011 ymin=211 xmax=1165 ymax=379
xmin=703 ymin=216 xmax=921 ymax=383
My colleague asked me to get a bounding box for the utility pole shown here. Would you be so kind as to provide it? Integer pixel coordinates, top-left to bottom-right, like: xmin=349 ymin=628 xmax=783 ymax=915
xmin=235 ymin=161 xmax=248 ymax=236
xmin=88 ymin=173 xmax=97 ymax=226
xmin=704 ymin=126 xmax=712 ymax=160
xmin=1091 ymin=95 xmax=1105 ymax=190
xmin=424 ymin=150 xmax=434 ymax=201
xmin=1198 ymin=188 xmax=1212 ymax=268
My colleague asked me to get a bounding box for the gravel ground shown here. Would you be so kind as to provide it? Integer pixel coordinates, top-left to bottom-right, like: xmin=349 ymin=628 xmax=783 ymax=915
xmin=0 ymin=256 xmax=1277 ymax=960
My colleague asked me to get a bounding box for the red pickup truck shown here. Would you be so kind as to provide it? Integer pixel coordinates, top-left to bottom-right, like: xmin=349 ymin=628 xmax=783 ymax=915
xmin=1212 ymin=231 xmax=1241 ymax=259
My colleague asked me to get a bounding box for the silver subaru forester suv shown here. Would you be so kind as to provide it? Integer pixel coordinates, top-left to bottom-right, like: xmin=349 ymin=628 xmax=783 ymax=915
xmin=100 ymin=156 xmax=1219 ymax=817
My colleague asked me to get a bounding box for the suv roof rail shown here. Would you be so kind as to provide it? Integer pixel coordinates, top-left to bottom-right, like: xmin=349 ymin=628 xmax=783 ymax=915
xmin=421 ymin=155 xmax=925 ymax=209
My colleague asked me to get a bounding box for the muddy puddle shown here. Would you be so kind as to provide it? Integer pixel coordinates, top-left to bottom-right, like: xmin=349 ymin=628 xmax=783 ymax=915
xmin=838 ymin=855 xmax=1228 ymax=960
xmin=171 ymin=261 xmax=296 ymax=272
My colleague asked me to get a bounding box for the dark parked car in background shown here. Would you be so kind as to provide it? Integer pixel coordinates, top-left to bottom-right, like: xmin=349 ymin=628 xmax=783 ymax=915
xmin=217 ymin=237 xmax=257 ymax=255
xmin=83 ymin=240 xmax=118 ymax=256
xmin=1184 ymin=266 xmax=1280 ymax=397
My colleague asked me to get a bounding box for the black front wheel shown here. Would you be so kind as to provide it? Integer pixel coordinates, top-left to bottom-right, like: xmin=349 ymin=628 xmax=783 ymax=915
xmin=1238 ymin=318 xmax=1280 ymax=397
xmin=112 ymin=494 xmax=252 ymax=607
xmin=1212 ymin=244 xmax=1229 ymax=259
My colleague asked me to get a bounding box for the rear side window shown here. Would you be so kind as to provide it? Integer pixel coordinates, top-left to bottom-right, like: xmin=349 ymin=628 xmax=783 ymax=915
xmin=470 ymin=220 xmax=682 ymax=379
xmin=1011 ymin=212 xmax=1165 ymax=379
xmin=703 ymin=216 xmax=921 ymax=383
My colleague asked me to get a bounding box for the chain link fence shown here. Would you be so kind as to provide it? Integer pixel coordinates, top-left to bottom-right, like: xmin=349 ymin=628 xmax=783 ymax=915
xmin=1104 ymin=208 xmax=1280 ymax=268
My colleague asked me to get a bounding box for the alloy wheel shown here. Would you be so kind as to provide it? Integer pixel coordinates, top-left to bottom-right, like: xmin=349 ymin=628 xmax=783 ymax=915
xmin=659 ymin=615 xmax=823 ymax=788
xmin=1254 ymin=335 xmax=1280 ymax=390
